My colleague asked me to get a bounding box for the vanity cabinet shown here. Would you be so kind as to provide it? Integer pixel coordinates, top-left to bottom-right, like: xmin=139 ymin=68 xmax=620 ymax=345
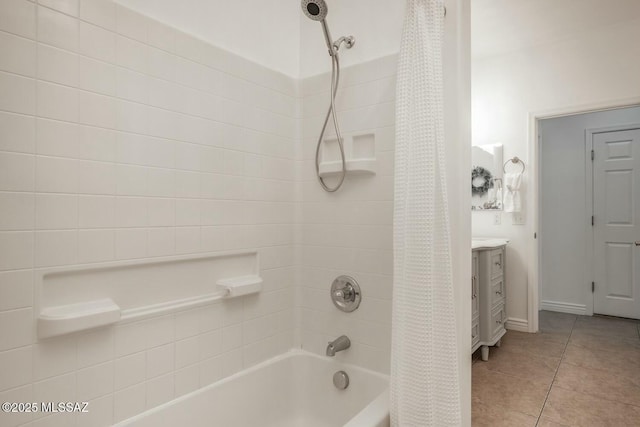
xmin=472 ymin=244 xmax=507 ymax=361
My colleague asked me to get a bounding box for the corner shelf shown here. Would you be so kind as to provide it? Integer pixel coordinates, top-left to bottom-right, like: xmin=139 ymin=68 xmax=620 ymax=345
xmin=318 ymin=158 xmax=377 ymax=177
xmin=318 ymin=132 xmax=377 ymax=178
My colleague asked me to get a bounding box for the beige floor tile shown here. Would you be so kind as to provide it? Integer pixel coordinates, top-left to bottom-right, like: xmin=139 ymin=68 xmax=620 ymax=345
xmin=472 ymin=364 xmax=549 ymax=417
xmin=472 ymin=403 xmax=537 ymax=427
xmin=569 ymin=329 xmax=640 ymax=353
xmin=536 ymin=416 xmax=571 ymax=426
xmin=539 ymin=311 xmax=577 ymax=334
xmin=554 ymin=362 xmax=640 ymax=407
xmin=563 ymin=344 xmax=640 ymax=382
xmin=573 ymin=315 xmax=640 ymax=339
xmin=500 ymin=331 xmax=567 ymax=358
xmin=541 ymin=386 xmax=640 ymax=426
xmin=473 ymin=312 xmax=640 ymax=425
xmin=478 ymin=345 xmax=560 ymax=386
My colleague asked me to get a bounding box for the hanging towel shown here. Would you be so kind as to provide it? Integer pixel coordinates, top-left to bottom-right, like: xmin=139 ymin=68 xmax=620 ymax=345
xmin=391 ymin=0 xmax=461 ymax=425
xmin=503 ymin=172 xmax=522 ymax=213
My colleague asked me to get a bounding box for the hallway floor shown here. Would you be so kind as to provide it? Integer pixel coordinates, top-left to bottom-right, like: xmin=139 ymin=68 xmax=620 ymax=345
xmin=472 ymin=310 xmax=640 ymax=426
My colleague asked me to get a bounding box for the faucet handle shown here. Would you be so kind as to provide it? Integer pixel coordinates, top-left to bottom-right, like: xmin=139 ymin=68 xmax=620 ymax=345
xmin=332 ymin=286 xmax=353 ymax=301
xmin=330 ymin=276 xmax=361 ymax=313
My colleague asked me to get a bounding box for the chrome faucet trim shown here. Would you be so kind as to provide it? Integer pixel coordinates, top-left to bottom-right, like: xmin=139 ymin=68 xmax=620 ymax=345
xmin=326 ymin=335 xmax=350 ymax=356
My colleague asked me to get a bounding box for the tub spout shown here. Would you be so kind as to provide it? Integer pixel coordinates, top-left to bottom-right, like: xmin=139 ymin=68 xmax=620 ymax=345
xmin=326 ymin=335 xmax=350 ymax=356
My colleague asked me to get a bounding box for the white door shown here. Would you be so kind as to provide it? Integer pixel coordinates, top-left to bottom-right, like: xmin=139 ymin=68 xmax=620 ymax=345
xmin=593 ymin=128 xmax=640 ymax=319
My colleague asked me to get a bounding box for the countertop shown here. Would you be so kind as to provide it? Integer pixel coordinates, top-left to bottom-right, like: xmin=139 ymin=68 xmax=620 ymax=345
xmin=472 ymin=238 xmax=509 ymax=250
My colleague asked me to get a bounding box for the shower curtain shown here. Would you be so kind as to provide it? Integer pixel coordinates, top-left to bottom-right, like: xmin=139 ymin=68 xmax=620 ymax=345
xmin=391 ymin=0 xmax=461 ymax=425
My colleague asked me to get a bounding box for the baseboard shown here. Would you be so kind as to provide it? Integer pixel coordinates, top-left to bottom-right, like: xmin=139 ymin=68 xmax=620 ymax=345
xmin=540 ymin=300 xmax=586 ymax=315
xmin=505 ymin=317 xmax=528 ymax=332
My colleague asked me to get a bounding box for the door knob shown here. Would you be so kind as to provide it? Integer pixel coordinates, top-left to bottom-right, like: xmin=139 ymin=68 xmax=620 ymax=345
xmin=636 ymin=241 xmax=640 ymax=246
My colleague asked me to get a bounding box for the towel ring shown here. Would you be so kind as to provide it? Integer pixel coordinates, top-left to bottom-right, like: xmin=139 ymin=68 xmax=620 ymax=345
xmin=503 ymin=156 xmax=525 ymax=174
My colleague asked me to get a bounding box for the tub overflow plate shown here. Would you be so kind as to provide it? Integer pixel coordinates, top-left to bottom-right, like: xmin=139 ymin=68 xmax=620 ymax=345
xmin=333 ymin=370 xmax=349 ymax=390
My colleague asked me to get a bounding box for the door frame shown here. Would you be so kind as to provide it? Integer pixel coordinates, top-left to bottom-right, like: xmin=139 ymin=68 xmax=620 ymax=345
xmin=527 ymin=97 xmax=640 ymax=332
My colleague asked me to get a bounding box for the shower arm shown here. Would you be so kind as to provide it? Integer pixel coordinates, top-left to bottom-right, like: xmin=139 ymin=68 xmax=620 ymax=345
xmin=320 ymin=21 xmax=355 ymax=57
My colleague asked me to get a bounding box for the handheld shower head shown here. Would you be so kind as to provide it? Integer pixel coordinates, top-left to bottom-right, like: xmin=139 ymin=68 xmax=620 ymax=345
xmin=301 ymin=0 xmax=328 ymax=21
xmin=301 ymin=0 xmax=339 ymax=56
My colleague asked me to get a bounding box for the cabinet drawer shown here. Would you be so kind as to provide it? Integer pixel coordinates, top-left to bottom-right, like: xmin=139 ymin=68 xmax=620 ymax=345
xmin=491 ymin=278 xmax=505 ymax=308
xmin=472 ymin=321 xmax=480 ymax=346
xmin=491 ymin=304 xmax=506 ymax=337
xmin=490 ymin=249 xmax=504 ymax=279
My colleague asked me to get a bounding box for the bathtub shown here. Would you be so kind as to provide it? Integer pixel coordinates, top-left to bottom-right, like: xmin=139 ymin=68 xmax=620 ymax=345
xmin=115 ymin=350 xmax=389 ymax=427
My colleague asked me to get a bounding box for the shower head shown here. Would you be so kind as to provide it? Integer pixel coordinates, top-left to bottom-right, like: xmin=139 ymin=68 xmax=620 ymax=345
xmin=301 ymin=0 xmax=328 ymax=21
xmin=301 ymin=0 xmax=354 ymax=57
xmin=301 ymin=0 xmax=334 ymax=55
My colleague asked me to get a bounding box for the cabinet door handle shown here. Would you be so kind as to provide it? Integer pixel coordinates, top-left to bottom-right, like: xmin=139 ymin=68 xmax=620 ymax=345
xmin=471 ymin=276 xmax=477 ymax=298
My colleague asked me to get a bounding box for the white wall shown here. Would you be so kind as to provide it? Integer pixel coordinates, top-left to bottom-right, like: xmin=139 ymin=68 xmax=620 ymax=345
xmin=117 ymin=0 xmax=409 ymax=79
xmin=116 ymin=0 xmax=302 ymax=78
xmin=0 ymin=1 xmax=297 ymax=425
xmin=296 ymin=1 xmax=471 ymax=424
xmin=296 ymin=55 xmax=397 ymax=373
xmin=0 ymin=0 xmax=471 ymax=425
xmin=539 ymin=106 xmax=640 ymax=314
xmin=472 ymin=16 xmax=640 ymax=326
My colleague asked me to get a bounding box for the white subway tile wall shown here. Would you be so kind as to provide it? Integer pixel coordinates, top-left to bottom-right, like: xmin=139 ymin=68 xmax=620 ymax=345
xmin=294 ymin=55 xmax=397 ymax=374
xmin=0 ymin=1 xmax=297 ymax=426
xmin=0 ymin=0 xmax=399 ymax=425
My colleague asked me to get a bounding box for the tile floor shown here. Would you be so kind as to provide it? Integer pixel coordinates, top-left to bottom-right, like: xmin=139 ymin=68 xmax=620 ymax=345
xmin=472 ymin=310 xmax=640 ymax=426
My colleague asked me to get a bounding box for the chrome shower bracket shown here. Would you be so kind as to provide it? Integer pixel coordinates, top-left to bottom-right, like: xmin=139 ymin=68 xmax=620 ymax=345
xmin=333 ymin=36 xmax=355 ymax=52
xmin=330 ymin=275 xmax=361 ymax=312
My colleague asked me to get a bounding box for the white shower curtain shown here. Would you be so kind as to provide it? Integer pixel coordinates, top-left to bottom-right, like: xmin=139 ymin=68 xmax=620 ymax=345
xmin=391 ymin=0 xmax=461 ymax=425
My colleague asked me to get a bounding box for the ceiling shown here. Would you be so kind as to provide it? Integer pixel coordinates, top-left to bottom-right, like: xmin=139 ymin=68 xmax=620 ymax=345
xmin=472 ymin=0 xmax=640 ymax=58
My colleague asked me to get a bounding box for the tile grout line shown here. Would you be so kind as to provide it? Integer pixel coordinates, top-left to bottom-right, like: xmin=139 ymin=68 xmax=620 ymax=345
xmin=534 ymin=315 xmax=578 ymax=427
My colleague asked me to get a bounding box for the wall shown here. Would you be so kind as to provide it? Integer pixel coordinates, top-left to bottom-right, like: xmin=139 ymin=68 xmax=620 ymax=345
xmin=118 ymin=0 xmax=404 ymax=78
xmin=296 ymin=1 xmax=471 ymax=424
xmin=118 ymin=0 xmax=409 ymax=79
xmin=0 ymin=0 xmax=472 ymax=425
xmin=472 ymin=16 xmax=640 ymax=327
xmin=539 ymin=106 xmax=640 ymax=314
xmin=0 ymin=0 xmax=297 ymax=425
xmin=295 ymin=55 xmax=397 ymax=373
xmin=115 ymin=0 xmax=301 ymax=78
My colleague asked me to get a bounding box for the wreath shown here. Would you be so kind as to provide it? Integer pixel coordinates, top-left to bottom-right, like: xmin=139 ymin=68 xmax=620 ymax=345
xmin=471 ymin=166 xmax=493 ymax=196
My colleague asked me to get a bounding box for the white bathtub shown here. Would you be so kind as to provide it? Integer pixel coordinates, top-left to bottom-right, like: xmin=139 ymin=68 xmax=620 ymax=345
xmin=115 ymin=350 xmax=390 ymax=427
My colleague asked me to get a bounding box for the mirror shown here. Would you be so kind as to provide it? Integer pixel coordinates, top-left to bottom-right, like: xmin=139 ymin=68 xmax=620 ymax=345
xmin=471 ymin=144 xmax=503 ymax=210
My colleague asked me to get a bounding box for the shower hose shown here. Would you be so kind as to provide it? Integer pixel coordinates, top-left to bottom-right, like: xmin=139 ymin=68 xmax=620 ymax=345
xmin=315 ymin=52 xmax=346 ymax=192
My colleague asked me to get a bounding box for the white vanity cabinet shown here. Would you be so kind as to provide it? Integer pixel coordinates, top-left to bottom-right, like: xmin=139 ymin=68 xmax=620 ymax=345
xmin=471 ymin=241 xmax=508 ymax=361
